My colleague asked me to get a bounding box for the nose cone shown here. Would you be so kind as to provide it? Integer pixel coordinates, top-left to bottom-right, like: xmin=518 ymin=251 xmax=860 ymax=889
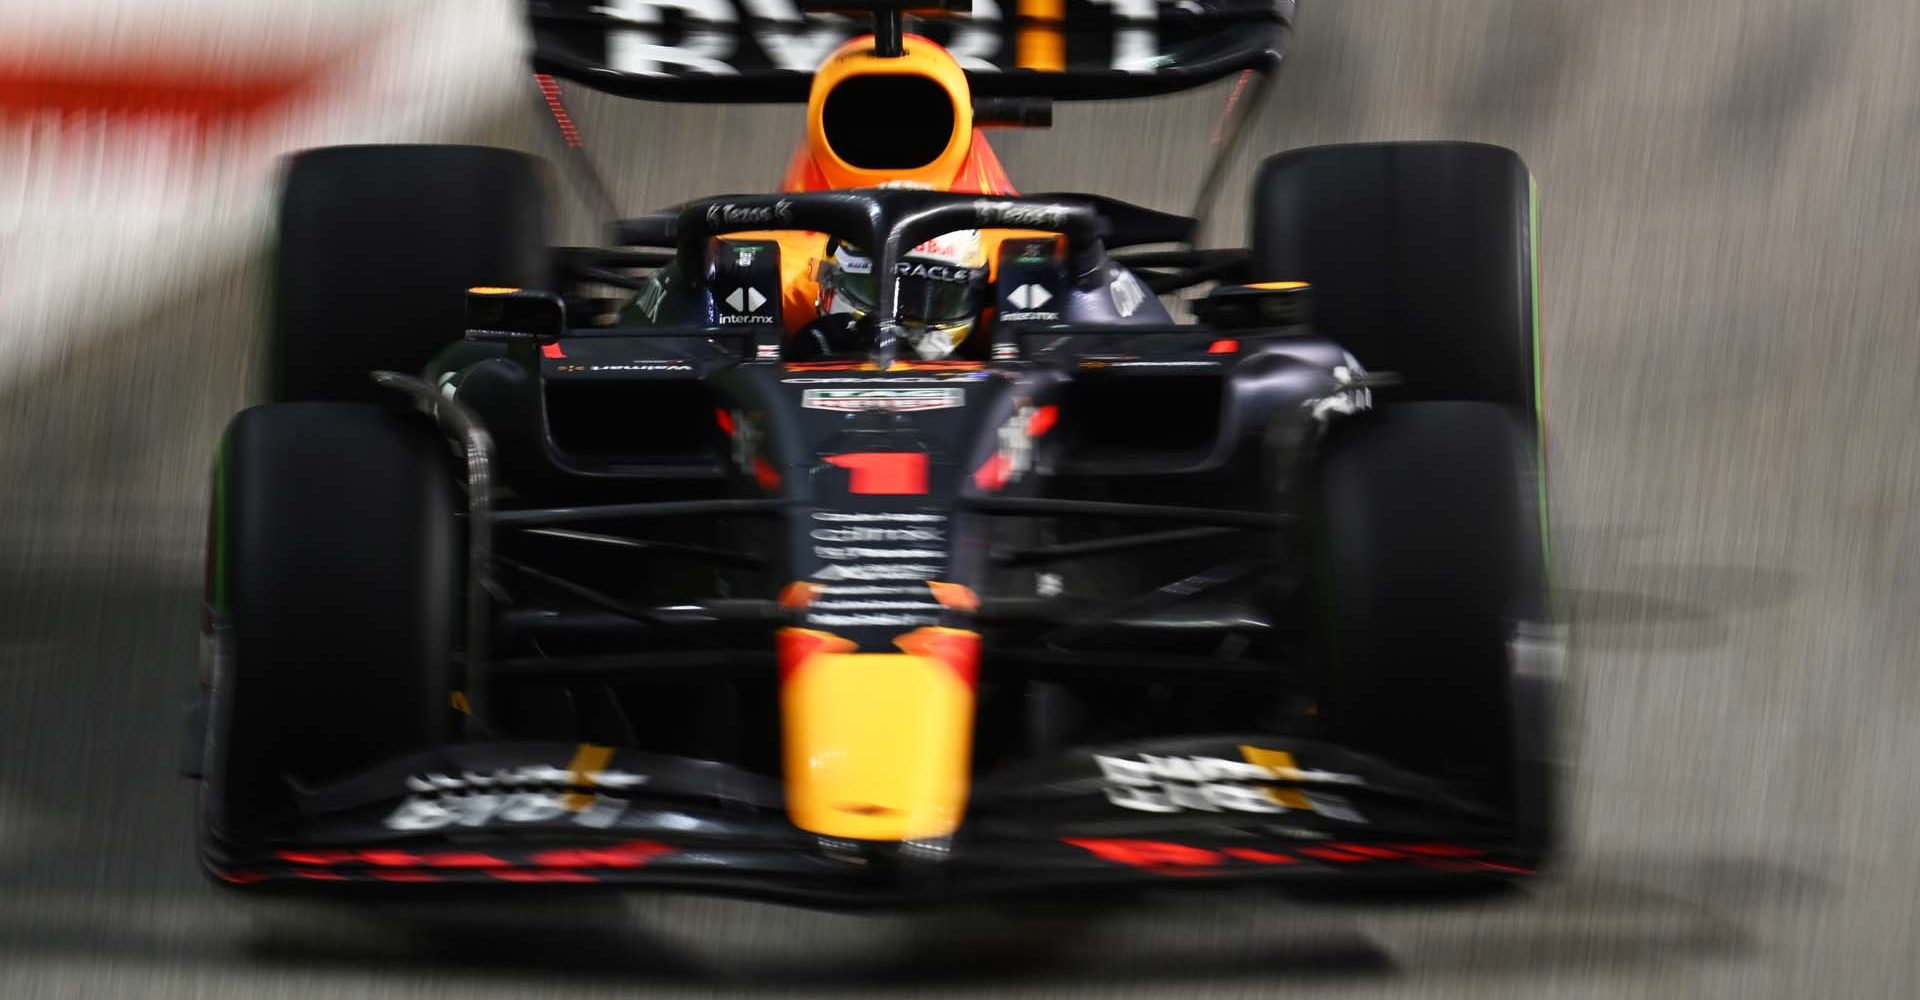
xmin=779 ymin=627 xmax=980 ymax=840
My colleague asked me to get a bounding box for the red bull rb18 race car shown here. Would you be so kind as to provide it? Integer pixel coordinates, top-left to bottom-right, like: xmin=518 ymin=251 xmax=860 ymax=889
xmin=188 ymin=0 xmax=1564 ymax=903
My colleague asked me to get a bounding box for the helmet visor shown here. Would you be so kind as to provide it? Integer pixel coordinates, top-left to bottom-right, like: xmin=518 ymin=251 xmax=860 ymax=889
xmin=832 ymin=259 xmax=983 ymax=326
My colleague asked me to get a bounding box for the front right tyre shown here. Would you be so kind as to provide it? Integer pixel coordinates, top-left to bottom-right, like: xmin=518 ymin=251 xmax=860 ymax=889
xmin=1253 ymin=141 xmax=1559 ymax=865
xmin=1311 ymin=400 xmax=1552 ymax=850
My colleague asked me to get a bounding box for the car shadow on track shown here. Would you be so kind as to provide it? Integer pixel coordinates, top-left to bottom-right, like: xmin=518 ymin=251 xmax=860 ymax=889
xmin=1563 ymin=563 xmax=1801 ymax=652
xmin=0 ymin=853 xmax=1826 ymax=993
xmin=248 ymin=897 xmax=1397 ymax=989
xmin=247 ymin=854 xmax=1814 ymax=990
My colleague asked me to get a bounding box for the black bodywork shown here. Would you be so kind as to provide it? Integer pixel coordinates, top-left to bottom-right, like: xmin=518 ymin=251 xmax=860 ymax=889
xmin=199 ymin=189 xmax=1556 ymax=901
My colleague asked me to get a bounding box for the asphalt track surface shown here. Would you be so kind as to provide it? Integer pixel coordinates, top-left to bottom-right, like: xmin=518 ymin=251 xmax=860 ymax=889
xmin=2 ymin=0 xmax=1918 ymax=996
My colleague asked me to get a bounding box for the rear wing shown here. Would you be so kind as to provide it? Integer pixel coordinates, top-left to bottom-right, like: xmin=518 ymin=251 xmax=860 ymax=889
xmin=528 ymin=0 xmax=1295 ymax=103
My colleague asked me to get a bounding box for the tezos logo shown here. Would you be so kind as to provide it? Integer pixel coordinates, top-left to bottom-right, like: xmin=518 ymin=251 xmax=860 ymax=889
xmin=706 ymin=199 xmax=794 ymax=229
xmin=974 ymin=200 xmax=1068 ymax=228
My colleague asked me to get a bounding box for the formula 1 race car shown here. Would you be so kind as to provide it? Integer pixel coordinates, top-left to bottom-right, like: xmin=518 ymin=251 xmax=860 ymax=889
xmin=189 ymin=0 xmax=1562 ymax=902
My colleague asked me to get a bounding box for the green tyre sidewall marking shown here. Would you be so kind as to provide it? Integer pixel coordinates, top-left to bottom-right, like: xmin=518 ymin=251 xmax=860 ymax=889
xmin=1529 ymin=172 xmax=1553 ymax=583
xmin=212 ymin=433 xmax=230 ymax=615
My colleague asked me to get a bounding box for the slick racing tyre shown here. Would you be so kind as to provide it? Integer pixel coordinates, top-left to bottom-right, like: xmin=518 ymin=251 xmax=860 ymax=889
xmin=202 ymin=403 xmax=458 ymax=847
xmin=270 ymin=145 xmax=548 ymax=403
xmin=1312 ymin=402 xmax=1554 ymax=855
xmin=1251 ymin=142 xmax=1538 ymax=415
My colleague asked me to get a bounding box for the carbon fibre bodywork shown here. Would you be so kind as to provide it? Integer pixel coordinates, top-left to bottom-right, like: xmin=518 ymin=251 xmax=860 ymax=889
xmin=197 ymin=186 xmax=1559 ymax=903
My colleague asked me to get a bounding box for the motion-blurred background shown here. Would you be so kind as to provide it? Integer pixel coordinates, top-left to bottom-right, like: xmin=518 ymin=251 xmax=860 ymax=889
xmin=1 ymin=0 xmax=1915 ymax=996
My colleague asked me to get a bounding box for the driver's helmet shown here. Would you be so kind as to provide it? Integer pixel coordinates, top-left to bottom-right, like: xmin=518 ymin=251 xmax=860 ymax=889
xmin=816 ymin=230 xmax=989 ymax=360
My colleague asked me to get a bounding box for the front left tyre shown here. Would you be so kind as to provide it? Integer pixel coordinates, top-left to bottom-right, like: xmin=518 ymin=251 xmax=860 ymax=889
xmin=201 ymin=402 xmax=458 ymax=850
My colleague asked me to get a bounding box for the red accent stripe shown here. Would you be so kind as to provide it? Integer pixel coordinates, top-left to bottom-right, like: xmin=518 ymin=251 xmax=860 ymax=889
xmin=1063 ymin=838 xmax=1223 ymax=871
xmin=528 ymin=840 xmax=675 ymax=869
xmin=532 ymin=73 xmax=583 ymax=149
xmin=358 ymin=850 xmax=430 ymax=867
xmin=1475 ymin=861 xmax=1536 ymax=875
xmin=714 ymin=408 xmax=735 ymax=436
xmin=421 ymin=851 xmax=512 ymax=868
xmin=1210 ymin=69 xmax=1254 ymax=147
xmin=1026 ymin=404 xmax=1059 ymax=438
xmin=893 ymin=628 xmax=981 ymax=688
xmin=777 ymin=628 xmax=856 ymax=684
xmin=971 ymin=451 xmax=1011 ymax=492
xmin=488 ymin=868 xmax=598 ymax=883
xmin=825 ymin=452 xmax=928 ymax=495
xmin=1393 ymin=843 xmax=1489 ymax=858
xmin=541 ymin=342 xmax=566 ymax=359
xmin=753 ymin=456 xmax=784 ymax=493
xmin=373 ymin=870 xmax=444 ymax=883
xmin=1328 ymin=843 xmax=1405 ymax=859
xmin=1207 ymin=339 xmax=1239 ymax=354
xmin=276 ymin=850 xmax=357 ymax=866
xmin=961 ymin=131 xmax=1020 ymax=195
xmin=1297 ymin=846 xmax=1370 ymax=863
xmin=1222 ymin=847 xmax=1296 ymax=865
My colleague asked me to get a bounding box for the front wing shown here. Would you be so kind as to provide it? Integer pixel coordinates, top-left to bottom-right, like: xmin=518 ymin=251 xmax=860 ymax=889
xmin=205 ymin=736 xmax=1543 ymax=903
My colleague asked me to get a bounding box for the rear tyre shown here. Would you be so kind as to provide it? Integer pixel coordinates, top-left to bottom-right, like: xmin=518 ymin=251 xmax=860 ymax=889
xmin=1312 ymin=402 xmax=1553 ymax=855
xmin=271 ymin=144 xmax=548 ymax=403
xmin=202 ymin=403 xmax=458 ymax=847
xmin=1252 ymin=141 xmax=1538 ymax=413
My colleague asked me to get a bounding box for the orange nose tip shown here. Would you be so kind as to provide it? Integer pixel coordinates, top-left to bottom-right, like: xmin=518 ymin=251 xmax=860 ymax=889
xmin=778 ymin=627 xmax=980 ymax=841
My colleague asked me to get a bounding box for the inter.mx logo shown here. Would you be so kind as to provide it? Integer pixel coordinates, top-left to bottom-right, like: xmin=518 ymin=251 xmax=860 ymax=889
xmin=720 ymin=285 xmax=775 ymax=324
xmin=802 ymin=388 xmax=963 ymax=412
xmin=1006 ymin=284 xmax=1052 ymax=310
xmin=724 ymin=286 xmax=767 ymax=312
